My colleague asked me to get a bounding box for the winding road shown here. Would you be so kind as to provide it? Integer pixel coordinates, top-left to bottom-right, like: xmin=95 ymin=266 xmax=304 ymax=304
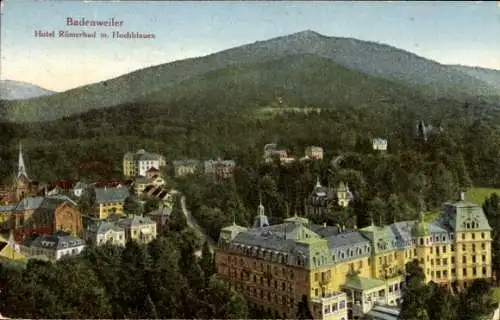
xmin=177 ymin=192 xmax=216 ymax=256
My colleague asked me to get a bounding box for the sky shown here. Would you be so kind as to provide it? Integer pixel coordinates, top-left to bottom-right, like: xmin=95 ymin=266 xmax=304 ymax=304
xmin=1 ymin=1 xmax=500 ymax=92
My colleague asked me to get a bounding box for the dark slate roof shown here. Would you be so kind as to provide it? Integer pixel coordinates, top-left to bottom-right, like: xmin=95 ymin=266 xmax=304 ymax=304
xmin=27 ymin=233 xmax=85 ymax=250
xmin=14 ymin=197 xmax=44 ymax=211
xmin=117 ymin=215 xmax=155 ymax=228
xmin=0 ymin=205 xmax=16 ymax=212
xmin=327 ymin=231 xmax=371 ymax=249
xmin=232 ymin=231 xmax=298 ymax=254
xmin=87 ymin=220 xmax=123 ymax=234
xmin=95 ymin=187 xmax=130 ymax=204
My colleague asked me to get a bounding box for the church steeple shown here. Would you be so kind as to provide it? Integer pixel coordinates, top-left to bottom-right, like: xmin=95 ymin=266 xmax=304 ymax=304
xmin=17 ymin=143 xmax=29 ymax=180
xmin=315 ymin=176 xmax=322 ymax=188
xmin=253 ymin=193 xmax=269 ymax=229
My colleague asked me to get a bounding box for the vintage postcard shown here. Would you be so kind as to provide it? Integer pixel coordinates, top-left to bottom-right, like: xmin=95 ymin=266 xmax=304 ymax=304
xmin=1 ymin=1 xmax=500 ymax=320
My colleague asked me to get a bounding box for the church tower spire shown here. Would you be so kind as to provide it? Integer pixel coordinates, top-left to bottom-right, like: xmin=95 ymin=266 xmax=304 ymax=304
xmin=17 ymin=143 xmax=29 ymax=180
xmin=253 ymin=193 xmax=269 ymax=228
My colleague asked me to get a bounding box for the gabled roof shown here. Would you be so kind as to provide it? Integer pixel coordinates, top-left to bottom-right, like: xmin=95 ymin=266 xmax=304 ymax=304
xmin=95 ymin=187 xmax=129 ymax=204
xmin=27 ymin=232 xmax=85 ymax=250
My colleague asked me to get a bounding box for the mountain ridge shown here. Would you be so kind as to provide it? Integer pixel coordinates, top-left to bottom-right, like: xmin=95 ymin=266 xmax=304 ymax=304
xmin=0 ymin=80 xmax=55 ymax=100
xmin=3 ymin=30 xmax=499 ymax=123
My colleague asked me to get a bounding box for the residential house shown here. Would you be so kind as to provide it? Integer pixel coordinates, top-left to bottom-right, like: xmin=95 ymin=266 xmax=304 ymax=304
xmin=372 ymin=138 xmax=388 ymax=151
xmin=117 ymin=215 xmax=157 ymax=244
xmin=132 ymin=174 xmax=166 ymax=196
xmin=416 ymin=120 xmax=443 ymax=142
xmin=304 ymin=179 xmax=354 ymax=217
xmin=216 ymin=192 xmax=492 ymax=320
xmin=84 ymin=220 xmax=126 ymax=247
xmin=93 ymin=187 xmax=130 ymax=220
xmin=123 ymin=149 xmax=166 ymax=177
xmin=13 ymin=195 xmax=83 ymax=242
xmin=305 ymin=146 xmax=324 ymax=160
xmin=263 ymin=143 xmax=278 ymax=162
xmin=172 ymin=159 xmax=201 ymax=177
xmin=204 ymin=159 xmax=236 ymax=180
xmin=145 ymin=203 xmax=172 ymax=234
xmin=0 ymin=205 xmax=16 ymax=230
xmin=19 ymin=232 xmax=86 ymax=261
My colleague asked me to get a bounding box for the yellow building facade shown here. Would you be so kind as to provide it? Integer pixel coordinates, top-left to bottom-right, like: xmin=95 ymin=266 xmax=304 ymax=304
xmin=215 ymin=193 xmax=492 ymax=320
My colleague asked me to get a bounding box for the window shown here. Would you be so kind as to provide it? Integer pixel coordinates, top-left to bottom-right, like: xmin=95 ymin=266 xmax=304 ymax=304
xmin=443 ymin=246 xmax=447 ymax=253
xmin=462 ymin=234 xmax=466 ymax=240
xmin=451 ymin=257 xmax=455 ymax=264
xmin=462 ymin=244 xmax=466 ymax=251
xmin=473 ymin=268 xmax=477 ymax=276
xmin=482 ymin=255 xmax=486 ymax=262
xmin=339 ymin=300 xmax=346 ymax=309
xmin=482 ymin=243 xmax=486 ymax=250
xmin=482 ymin=267 xmax=487 ymax=275
xmin=481 ymin=232 xmax=485 ymax=239
xmin=472 ymin=233 xmax=475 ymax=240
xmin=472 ymin=256 xmax=476 ymax=263
xmin=472 ymin=244 xmax=476 ymax=252
xmin=463 ymin=256 xmax=467 ymax=263
xmin=463 ymin=268 xmax=467 ymax=276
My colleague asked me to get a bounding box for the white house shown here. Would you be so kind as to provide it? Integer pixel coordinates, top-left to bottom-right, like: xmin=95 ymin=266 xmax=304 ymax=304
xmin=372 ymin=138 xmax=388 ymax=151
xmin=84 ymin=220 xmax=126 ymax=247
xmin=20 ymin=232 xmax=85 ymax=261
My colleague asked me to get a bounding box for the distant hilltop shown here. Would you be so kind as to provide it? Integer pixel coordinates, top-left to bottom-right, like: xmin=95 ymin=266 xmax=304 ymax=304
xmin=2 ymin=30 xmax=500 ymax=123
xmin=0 ymin=80 xmax=55 ymax=101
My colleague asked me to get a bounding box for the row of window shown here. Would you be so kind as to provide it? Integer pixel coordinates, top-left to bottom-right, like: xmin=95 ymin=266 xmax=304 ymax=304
xmin=428 ymin=266 xmax=489 ymax=278
xmin=461 ymin=232 xmax=487 ymax=240
xmin=323 ymin=300 xmax=346 ymax=314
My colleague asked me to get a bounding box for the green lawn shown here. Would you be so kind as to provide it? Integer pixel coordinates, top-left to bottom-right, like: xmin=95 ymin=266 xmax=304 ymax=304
xmin=466 ymin=188 xmax=500 ymax=206
xmin=492 ymin=287 xmax=500 ymax=303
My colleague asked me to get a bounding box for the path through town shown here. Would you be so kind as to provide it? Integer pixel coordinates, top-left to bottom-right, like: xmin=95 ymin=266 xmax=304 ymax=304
xmin=176 ymin=192 xmax=216 ymax=256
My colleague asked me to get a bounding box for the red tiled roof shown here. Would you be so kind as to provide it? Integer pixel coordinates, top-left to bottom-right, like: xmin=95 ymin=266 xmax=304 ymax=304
xmin=93 ymin=180 xmax=133 ymax=188
xmin=51 ymin=180 xmax=75 ymax=190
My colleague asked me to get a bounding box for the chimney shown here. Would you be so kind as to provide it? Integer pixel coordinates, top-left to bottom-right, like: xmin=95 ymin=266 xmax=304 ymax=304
xmin=460 ymin=191 xmax=465 ymax=201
